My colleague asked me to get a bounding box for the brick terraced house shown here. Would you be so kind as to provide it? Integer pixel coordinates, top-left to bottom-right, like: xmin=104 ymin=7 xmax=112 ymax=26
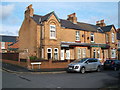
xmin=19 ymin=4 xmax=118 ymax=62
xmin=117 ymin=28 xmax=120 ymax=60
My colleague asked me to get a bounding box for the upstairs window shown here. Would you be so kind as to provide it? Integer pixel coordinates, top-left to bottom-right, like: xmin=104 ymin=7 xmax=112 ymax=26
xmin=106 ymin=34 xmax=109 ymax=42
xmin=91 ymin=33 xmax=94 ymax=43
xmin=50 ymin=25 xmax=56 ymax=39
xmin=112 ymin=33 xmax=115 ymax=43
xmin=76 ymin=31 xmax=80 ymax=41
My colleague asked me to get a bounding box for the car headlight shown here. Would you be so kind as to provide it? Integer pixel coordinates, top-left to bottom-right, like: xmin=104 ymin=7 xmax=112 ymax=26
xmin=75 ymin=66 xmax=79 ymax=69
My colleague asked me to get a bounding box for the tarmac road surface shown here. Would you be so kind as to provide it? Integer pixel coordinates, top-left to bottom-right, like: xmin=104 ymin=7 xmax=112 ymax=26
xmin=2 ymin=70 xmax=120 ymax=88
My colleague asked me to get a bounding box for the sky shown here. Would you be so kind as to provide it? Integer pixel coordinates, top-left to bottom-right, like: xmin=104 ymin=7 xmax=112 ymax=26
xmin=0 ymin=2 xmax=119 ymax=36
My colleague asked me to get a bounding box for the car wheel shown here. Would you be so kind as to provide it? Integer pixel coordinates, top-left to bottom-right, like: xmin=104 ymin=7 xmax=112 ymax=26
xmin=81 ymin=67 xmax=85 ymax=74
xmin=97 ymin=66 xmax=101 ymax=72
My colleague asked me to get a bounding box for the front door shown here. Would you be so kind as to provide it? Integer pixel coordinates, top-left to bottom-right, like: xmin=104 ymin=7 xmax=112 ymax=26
xmin=61 ymin=50 xmax=64 ymax=60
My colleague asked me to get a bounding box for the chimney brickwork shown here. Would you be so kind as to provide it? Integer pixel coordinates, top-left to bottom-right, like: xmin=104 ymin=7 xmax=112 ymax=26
xmin=67 ymin=13 xmax=77 ymax=24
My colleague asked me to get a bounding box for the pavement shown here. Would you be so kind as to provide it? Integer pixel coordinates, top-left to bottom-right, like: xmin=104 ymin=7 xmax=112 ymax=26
xmin=2 ymin=62 xmax=66 ymax=74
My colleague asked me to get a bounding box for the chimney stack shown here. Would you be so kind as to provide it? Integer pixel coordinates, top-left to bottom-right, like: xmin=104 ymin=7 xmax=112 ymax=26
xmin=96 ymin=19 xmax=106 ymax=27
xmin=25 ymin=4 xmax=34 ymax=18
xmin=67 ymin=13 xmax=77 ymax=24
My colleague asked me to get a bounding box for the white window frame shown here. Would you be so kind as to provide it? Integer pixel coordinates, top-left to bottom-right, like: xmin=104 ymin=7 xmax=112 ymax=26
xmin=97 ymin=49 xmax=100 ymax=58
xmin=106 ymin=34 xmax=109 ymax=42
xmin=82 ymin=48 xmax=86 ymax=58
xmin=91 ymin=33 xmax=94 ymax=42
xmin=47 ymin=48 xmax=52 ymax=59
xmin=93 ymin=49 xmax=96 ymax=58
xmin=54 ymin=48 xmax=59 ymax=60
xmin=66 ymin=50 xmax=70 ymax=59
xmin=78 ymin=48 xmax=81 ymax=59
xmin=50 ymin=25 xmax=56 ymax=39
xmin=61 ymin=49 xmax=64 ymax=60
xmin=111 ymin=49 xmax=116 ymax=58
xmin=42 ymin=48 xmax=44 ymax=58
xmin=76 ymin=31 xmax=80 ymax=41
xmin=112 ymin=33 xmax=115 ymax=43
xmin=1 ymin=42 xmax=5 ymax=49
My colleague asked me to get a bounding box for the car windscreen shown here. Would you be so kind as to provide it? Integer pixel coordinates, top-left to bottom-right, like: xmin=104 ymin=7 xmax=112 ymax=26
xmin=73 ymin=58 xmax=88 ymax=63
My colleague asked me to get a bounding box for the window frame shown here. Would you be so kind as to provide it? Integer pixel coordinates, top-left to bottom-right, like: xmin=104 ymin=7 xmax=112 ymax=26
xmin=47 ymin=48 xmax=52 ymax=58
xmin=50 ymin=25 xmax=56 ymax=39
xmin=66 ymin=50 xmax=70 ymax=59
xmin=97 ymin=49 xmax=100 ymax=58
xmin=93 ymin=49 xmax=96 ymax=58
xmin=91 ymin=33 xmax=94 ymax=43
xmin=78 ymin=48 xmax=81 ymax=59
xmin=82 ymin=48 xmax=86 ymax=58
xmin=76 ymin=31 xmax=80 ymax=41
xmin=112 ymin=32 xmax=115 ymax=43
xmin=111 ymin=49 xmax=116 ymax=58
xmin=54 ymin=48 xmax=59 ymax=60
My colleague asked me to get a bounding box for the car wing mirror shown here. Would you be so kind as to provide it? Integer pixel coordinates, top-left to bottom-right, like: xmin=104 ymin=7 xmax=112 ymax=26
xmin=85 ymin=61 xmax=89 ymax=64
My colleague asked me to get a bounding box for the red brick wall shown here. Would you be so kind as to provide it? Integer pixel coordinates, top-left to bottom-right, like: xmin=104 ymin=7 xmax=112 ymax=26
xmin=2 ymin=53 xmax=19 ymax=61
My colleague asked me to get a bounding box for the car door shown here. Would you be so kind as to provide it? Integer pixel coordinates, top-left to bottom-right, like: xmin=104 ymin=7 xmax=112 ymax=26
xmin=85 ymin=59 xmax=94 ymax=71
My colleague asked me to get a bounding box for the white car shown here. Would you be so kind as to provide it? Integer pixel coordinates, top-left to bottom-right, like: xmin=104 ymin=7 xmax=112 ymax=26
xmin=67 ymin=58 xmax=102 ymax=73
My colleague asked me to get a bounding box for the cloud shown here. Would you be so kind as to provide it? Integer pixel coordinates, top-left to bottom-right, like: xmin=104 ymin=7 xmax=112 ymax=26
xmin=0 ymin=4 xmax=15 ymax=20
xmin=0 ymin=24 xmax=20 ymax=36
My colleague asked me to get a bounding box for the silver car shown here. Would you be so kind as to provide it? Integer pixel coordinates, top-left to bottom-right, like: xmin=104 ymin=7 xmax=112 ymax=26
xmin=67 ymin=58 xmax=102 ymax=73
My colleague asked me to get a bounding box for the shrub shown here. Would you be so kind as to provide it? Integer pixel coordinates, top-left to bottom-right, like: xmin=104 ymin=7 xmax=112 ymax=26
xmin=29 ymin=56 xmax=37 ymax=60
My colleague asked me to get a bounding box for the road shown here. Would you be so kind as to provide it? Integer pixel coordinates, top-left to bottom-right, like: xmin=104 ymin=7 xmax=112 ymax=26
xmin=2 ymin=70 xmax=120 ymax=88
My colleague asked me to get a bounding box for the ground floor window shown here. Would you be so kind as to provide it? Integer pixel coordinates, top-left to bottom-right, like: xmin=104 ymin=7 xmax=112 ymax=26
xmin=97 ymin=49 xmax=100 ymax=58
xmin=111 ymin=49 xmax=116 ymax=58
xmin=78 ymin=48 xmax=81 ymax=59
xmin=61 ymin=49 xmax=64 ymax=60
xmin=42 ymin=48 xmax=44 ymax=58
xmin=83 ymin=48 xmax=86 ymax=58
xmin=47 ymin=48 xmax=52 ymax=60
xmin=66 ymin=50 xmax=70 ymax=59
xmin=54 ymin=48 xmax=58 ymax=60
xmin=93 ymin=49 xmax=96 ymax=58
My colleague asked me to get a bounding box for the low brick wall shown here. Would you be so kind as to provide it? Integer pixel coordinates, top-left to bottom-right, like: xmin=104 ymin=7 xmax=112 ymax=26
xmin=2 ymin=58 xmax=75 ymax=70
xmin=1 ymin=53 xmax=19 ymax=61
xmin=28 ymin=60 xmax=73 ymax=70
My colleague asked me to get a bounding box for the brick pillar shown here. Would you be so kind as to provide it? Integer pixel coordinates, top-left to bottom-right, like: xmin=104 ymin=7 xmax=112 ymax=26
xmin=67 ymin=60 xmax=70 ymax=63
xmin=27 ymin=58 xmax=31 ymax=70
xmin=49 ymin=59 xmax=52 ymax=68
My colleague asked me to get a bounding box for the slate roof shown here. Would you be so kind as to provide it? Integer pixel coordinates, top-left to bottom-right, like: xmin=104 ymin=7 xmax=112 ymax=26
xmin=31 ymin=11 xmax=114 ymax=33
xmin=101 ymin=25 xmax=113 ymax=32
xmin=0 ymin=35 xmax=18 ymax=42
xmin=60 ymin=19 xmax=84 ymax=30
xmin=77 ymin=22 xmax=99 ymax=32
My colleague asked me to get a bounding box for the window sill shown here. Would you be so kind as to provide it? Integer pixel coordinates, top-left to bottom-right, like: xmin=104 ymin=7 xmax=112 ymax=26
xmin=75 ymin=41 xmax=81 ymax=43
xmin=50 ymin=38 xmax=57 ymax=40
xmin=91 ymin=41 xmax=95 ymax=44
